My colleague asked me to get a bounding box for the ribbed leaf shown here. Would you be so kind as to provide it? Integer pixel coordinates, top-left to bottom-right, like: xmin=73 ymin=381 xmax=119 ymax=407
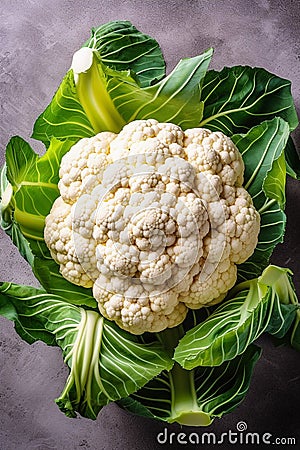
xmin=237 ymin=200 xmax=286 ymax=282
xmin=194 ymin=345 xmax=261 ymax=417
xmin=200 ymin=66 xmax=298 ymax=133
xmin=32 ymin=72 xmax=95 ymax=146
xmin=32 ymin=48 xmax=213 ymax=144
xmin=263 ymin=151 xmax=286 ymax=209
xmin=108 ymin=49 xmax=213 ymax=128
xmin=33 ymin=255 xmax=97 ymax=308
xmin=232 ymin=118 xmax=289 ymax=280
xmin=119 ymin=370 xmax=172 ymax=422
xmin=32 ymin=21 xmax=166 ymax=144
xmin=83 ymin=20 xmax=165 ymax=87
xmin=1 ymin=137 xmax=96 ymax=308
xmin=119 ymin=345 xmax=261 ymax=424
xmin=0 ymin=282 xmax=173 ymax=420
xmin=174 ymin=266 xmax=299 ymax=369
xmin=1 ymin=163 xmax=35 ymax=264
xmin=233 ymin=118 xmax=289 ymax=209
xmin=0 ymin=283 xmax=56 ymax=345
xmin=5 ymin=136 xmax=74 ymax=240
xmin=56 ymin=310 xmax=173 ymax=419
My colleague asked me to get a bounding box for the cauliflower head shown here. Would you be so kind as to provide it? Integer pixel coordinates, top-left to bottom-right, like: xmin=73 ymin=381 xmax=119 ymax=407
xmin=44 ymin=119 xmax=260 ymax=334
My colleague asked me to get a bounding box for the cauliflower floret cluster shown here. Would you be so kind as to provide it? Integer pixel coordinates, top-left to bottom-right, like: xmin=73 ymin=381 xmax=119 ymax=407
xmin=44 ymin=119 xmax=260 ymax=334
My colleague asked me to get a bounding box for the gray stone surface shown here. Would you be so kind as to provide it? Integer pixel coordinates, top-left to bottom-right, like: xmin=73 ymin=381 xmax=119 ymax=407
xmin=0 ymin=0 xmax=300 ymax=449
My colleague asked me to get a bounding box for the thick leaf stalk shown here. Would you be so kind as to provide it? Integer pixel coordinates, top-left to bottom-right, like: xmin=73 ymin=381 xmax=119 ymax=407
xmin=0 ymin=164 xmax=14 ymax=228
xmin=71 ymin=48 xmax=126 ymax=133
xmin=157 ymin=327 xmax=212 ymax=426
xmin=56 ymin=310 xmax=108 ymax=419
xmin=168 ymin=363 xmax=212 ymax=426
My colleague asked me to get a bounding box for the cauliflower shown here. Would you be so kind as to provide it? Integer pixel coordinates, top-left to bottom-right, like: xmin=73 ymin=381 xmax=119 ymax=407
xmin=44 ymin=119 xmax=260 ymax=334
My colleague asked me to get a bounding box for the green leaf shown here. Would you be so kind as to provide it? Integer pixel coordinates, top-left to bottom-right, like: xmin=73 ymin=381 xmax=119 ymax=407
xmin=32 ymin=21 xmax=166 ymax=144
xmin=263 ymin=151 xmax=286 ymax=209
xmin=108 ymin=49 xmax=213 ymax=128
xmin=233 ymin=117 xmax=289 ymax=210
xmin=194 ymin=345 xmax=261 ymax=418
xmin=72 ymin=52 xmax=126 ymax=134
xmin=3 ymin=221 xmax=36 ymax=265
xmin=83 ymin=20 xmax=165 ymax=87
xmin=0 ymin=163 xmax=12 ymax=229
xmin=1 ymin=137 xmax=97 ymax=309
xmin=33 ymin=256 xmax=97 ymax=308
xmin=32 ymin=72 xmax=95 ymax=146
xmin=261 ymin=267 xmax=300 ymax=347
xmin=174 ymin=266 xmax=299 ymax=369
xmin=265 ymin=302 xmax=297 ymax=338
xmin=284 ymin=136 xmax=300 ymax=179
xmin=119 ymin=344 xmax=261 ymax=425
xmin=0 ymin=282 xmax=172 ymax=420
xmin=232 ymin=118 xmax=290 ymax=280
xmin=1 ymin=162 xmax=35 ymax=264
xmin=200 ymin=65 xmax=298 ymax=134
xmin=1 ymin=138 xmax=92 ymax=308
xmin=57 ymin=314 xmax=173 ymax=419
xmin=0 ymin=282 xmax=56 ymax=345
xmin=32 ymin=47 xmax=213 ymax=144
xmin=5 ymin=136 xmax=74 ymax=240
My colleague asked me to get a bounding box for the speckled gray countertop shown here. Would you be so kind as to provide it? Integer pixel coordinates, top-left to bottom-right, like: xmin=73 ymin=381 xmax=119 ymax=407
xmin=1 ymin=1 xmax=300 ymax=449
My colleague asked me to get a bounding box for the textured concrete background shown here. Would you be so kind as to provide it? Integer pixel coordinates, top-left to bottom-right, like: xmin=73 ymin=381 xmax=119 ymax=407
xmin=0 ymin=0 xmax=300 ymax=449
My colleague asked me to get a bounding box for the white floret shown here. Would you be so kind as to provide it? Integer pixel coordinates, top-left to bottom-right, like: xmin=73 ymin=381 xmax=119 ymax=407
xmin=93 ymin=279 xmax=187 ymax=334
xmin=44 ymin=120 xmax=261 ymax=334
xmin=58 ymin=132 xmax=115 ymax=204
xmin=184 ymin=128 xmax=244 ymax=186
xmin=225 ymin=187 xmax=260 ymax=263
xmin=109 ymin=119 xmax=161 ymax=161
xmin=96 ymin=240 xmax=139 ymax=277
xmin=182 ymin=257 xmax=237 ymax=308
xmin=138 ymin=254 xmax=173 ymax=285
xmin=44 ymin=197 xmax=97 ymax=287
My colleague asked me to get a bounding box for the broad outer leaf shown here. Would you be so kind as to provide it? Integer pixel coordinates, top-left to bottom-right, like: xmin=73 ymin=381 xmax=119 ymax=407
xmin=194 ymin=344 xmax=261 ymax=418
xmin=1 ymin=137 xmax=97 ymax=308
xmin=108 ymin=49 xmax=213 ymax=128
xmin=5 ymin=136 xmax=74 ymax=240
xmin=200 ymin=65 xmax=298 ymax=134
xmin=32 ymin=72 xmax=95 ymax=146
xmin=32 ymin=21 xmax=166 ymax=144
xmin=32 ymin=48 xmax=213 ymax=144
xmin=1 ymin=138 xmax=71 ymax=264
xmin=83 ymin=20 xmax=166 ymax=87
xmin=174 ymin=266 xmax=299 ymax=369
xmin=0 ymin=282 xmax=56 ymax=345
xmin=119 ymin=344 xmax=261 ymax=425
xmin=1 ymin=162 xmax=35 ymax=264
xmin=233 ymin=118 xmax=289 ymax=209
xmin=0 ymin=282 xmax=173 ymax=420
xmin=232 ymin=118 xmax=289 ymax=280
xmin=33 ymin=255 xmax=97 ymax=308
